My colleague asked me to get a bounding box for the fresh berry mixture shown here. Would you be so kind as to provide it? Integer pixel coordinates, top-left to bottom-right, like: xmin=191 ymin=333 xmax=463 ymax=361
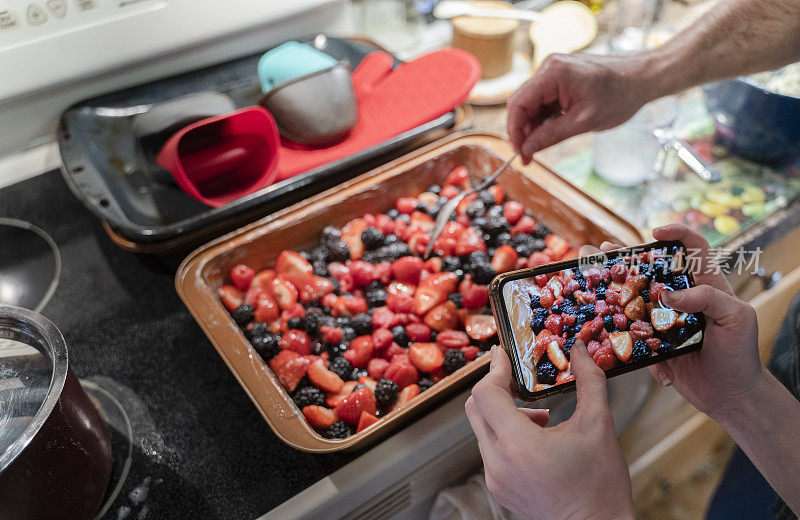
xmin=506 ymin=246 xmax=703 ymax=393
xmin=218 ymin=168 xmax=575 ymax=438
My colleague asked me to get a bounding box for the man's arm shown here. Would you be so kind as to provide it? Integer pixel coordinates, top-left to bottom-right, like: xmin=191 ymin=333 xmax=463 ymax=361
xmin=508 ymin=0 xmax=800 ymax=162
xmin=641 ymin=0 xmax=800 ymax=99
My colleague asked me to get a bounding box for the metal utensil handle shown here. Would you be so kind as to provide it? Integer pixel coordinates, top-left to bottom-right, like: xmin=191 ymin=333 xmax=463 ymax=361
xmin=671 ymin=137 xmax=722 ymax=182
xmin=475 ymin=152 xmax=519 ymax=192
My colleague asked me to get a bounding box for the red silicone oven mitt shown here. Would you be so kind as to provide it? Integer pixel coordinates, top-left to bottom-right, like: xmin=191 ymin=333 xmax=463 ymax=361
xmin=274 ymin=48 xmax=480 ymax=181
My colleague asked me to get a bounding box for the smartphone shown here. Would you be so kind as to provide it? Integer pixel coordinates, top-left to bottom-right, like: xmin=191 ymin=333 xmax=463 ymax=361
xmin=489 ymin=240 xmax=705 ymax=401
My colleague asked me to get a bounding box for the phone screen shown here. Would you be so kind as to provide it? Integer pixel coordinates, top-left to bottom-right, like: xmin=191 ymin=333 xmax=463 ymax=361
xmin=493 ymin=241 xmax=704 ymax=398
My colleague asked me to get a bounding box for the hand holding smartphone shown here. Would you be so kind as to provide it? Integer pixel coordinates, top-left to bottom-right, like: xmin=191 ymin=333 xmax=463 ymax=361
xmin=489 ymin=240 xmax=705 ymax=400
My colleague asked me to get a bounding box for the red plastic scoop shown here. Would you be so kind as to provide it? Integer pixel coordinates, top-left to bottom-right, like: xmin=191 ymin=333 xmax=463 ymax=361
xmin=156 ymin=107 xmax=280 ymax=207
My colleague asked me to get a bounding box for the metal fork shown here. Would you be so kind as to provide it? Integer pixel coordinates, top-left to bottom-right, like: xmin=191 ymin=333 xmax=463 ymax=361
xmin=423 ymin=151 xmax=519 ymax=259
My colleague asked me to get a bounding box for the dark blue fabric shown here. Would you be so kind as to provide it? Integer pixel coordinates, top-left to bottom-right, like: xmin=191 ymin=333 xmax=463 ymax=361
xmin=706 ymin=447 xmax=779 ymax=520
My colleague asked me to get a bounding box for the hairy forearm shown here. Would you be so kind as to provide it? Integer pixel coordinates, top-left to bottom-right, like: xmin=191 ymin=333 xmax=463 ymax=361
xmin=636 ymin=0 xmax=800 ymax=100
xmin=714 ymin=368 xmax=800 ymax=515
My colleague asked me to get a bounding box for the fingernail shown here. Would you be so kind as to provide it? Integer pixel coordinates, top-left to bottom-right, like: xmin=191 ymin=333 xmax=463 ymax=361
xmin=658 ymin=371 xmax=672 ymax=387
xmin=661 ymin=290 xmax=681 ymax=304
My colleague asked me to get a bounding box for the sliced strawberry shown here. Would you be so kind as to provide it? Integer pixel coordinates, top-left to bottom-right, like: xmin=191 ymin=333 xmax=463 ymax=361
xmin=391 ymin=384 xmax=421 ymax=411
xmin=650 ymin=308 xmax=678 ymax=331
xmin=276 ymin=251 xmax=312 ymax=279
xmin=372 ymin=261 xmax=392 ymax=285
xmin=488 ymin=185 xmax=504 ymax=204
xmin=511 ymin=215 xmax=537 ymax=235
xmin=384 ymin=358 xmax=419 ymax=388
xmin=544 ymin=314 xmax=564 ymax=335
xmin=454 ymin=226 xmax=487 ymax=256
xmin=388 ymin=280 xmax=417 ymax=297
xmin=254 ymin=291 xmax=281 ymax=322
xmin=544 ymin=234 xmax=570 ymax=259
xmin=268 ymin=275 xmax=299 ymax=310
xmin=367 ymin=357 xmax=390 ymax=379
xmin=396 ymin=197 xmax=418 ymax=214
xmin=423 ymin=257 xmax=442 ymax=274
xmin=528 ymin=252 xmax=551 ymax=268
xmin=406 ymin=322 xmax=432 ymax=342
xmin=440 ymin=185 xmax=460 ymax=199
xmin=460 ymin=345 xmax=480 ymax=361
xmin=409 ymin=342 xmax=445 ymax=373
xmin=280 ymin=303 xmax=305 ymax=324
xmin=334 ymin=387 xmax=377 ymax=425
xmin=372 ymin=306 xmax=401 ymax=329
xmin=342 ymin=218 xmax=368 ymax=260
xmin=502 ymin=201 xmax=525 ymax=224
xmin=491 ymin=245 xmax=519 ymax=274
xmin=349 ymin=261 xmax=375 ymax=287
xmin=465 ymin=314 xmax=497 ymax=341
xmin=624 ymin=296 xmax=646 ymax=322
xmin=296 ymin=275 xmax=334 ymax=303
xmin=586 ymin=339 xmax=601 ymax=357
xmin=279 ymin=329 xmax=311 ymax=355
xmin=424 ymin=301 xmax=459 ymax=332
xmin=391 ymin=256 xmax=424 ymax=285
xmin=325 ymin=381 xmax=359 ymax=408
xmin=609 ymin=331 xmax=633 ymax=362
xmin=375 ymin=213 xmax=395 ymax=234
xmin=218 ymin=285 xmax=243 ymax=312
xmin=382 ymin=343 xmax=407 ymax=362
xmin=356 ymin=410 xmax=380 ymax=432
xmin=459 ymin=278 xmax=489 ymax=310
xmin=556 ymin=371 xmax=575 ymax=385
xmin=436 ymin=330 xmax=470 ymax=349
xmin=444 ymin=165 xmax=470 ymax=188
xmin=343 ymin=335 xmax=374 ymax=368
xmin=407 ymin=231 xmax=430 ymax=255
xmin=456 ymin=193 xmax=478 ymax=216
xmin=409 ymin=211 xmax=435 ymax=233
xmin=547 ymin=339 xmax=569 ymax=371
xmin=307 ymin=359 xmax=345 ymax=393
xmin=230 ymin=264 xmax=255 ymax=292
xmin=358 ymin=375 xmax=377 ymax=393
xmin=268 ymin=350 xmax=309 ymax=392
xmin=371 ymin=327 xmax=394 ymax=352
xmin=303 ymin=405 xmax=337 ymax=429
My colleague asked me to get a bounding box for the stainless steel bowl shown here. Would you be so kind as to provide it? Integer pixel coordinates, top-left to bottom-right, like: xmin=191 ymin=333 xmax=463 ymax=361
xmin=259 ymin=61 xmax=357 ymax=147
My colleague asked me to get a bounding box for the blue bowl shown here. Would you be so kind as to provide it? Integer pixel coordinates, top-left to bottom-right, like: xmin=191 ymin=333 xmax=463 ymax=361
xmin=702 ymin=77 xmax=800 ymax=167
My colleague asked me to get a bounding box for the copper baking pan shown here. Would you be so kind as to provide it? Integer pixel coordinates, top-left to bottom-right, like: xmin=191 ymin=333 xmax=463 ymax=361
xmin=175 ymin=132 xmax=644 ymax=452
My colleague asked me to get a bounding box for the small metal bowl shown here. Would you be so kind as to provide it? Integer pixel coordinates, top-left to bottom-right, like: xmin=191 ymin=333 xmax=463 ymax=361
xmin=259 ymin=61 xmax=357 ymax=147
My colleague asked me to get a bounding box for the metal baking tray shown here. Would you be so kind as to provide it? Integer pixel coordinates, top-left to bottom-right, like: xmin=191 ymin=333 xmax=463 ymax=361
xmin=175 ymin=132 xmax=644 ymax=452
xmin=58 ymin=36 xmax=463 ymax=249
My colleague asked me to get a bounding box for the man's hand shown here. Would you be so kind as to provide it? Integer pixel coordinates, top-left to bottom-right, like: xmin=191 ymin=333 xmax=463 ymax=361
xmin=465 ymin=344 xmax=635 ymax=520
xmin=601 ymin=224 xmax=765 ymax=420
xmin=507 ymin=53 xmax=653 ymax=164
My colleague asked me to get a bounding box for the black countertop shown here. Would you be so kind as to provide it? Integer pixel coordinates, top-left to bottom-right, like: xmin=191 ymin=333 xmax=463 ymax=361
xmin=2 ymin=171 xmax=358 ymax=519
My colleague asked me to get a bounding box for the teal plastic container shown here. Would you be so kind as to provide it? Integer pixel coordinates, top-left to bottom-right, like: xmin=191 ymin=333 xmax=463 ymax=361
xmin=257 ymin=41 xmax=338 ymax=93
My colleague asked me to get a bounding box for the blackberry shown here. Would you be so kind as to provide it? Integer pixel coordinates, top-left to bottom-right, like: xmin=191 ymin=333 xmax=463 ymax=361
xmin=328 ymin=342 xmax=348 ymax=358
xmin=658 ymin=341 xmax=674 ymax=353
xmin=375 ymin=378 xmax=399 ymax=405
xmin=472 ymin=217 xmax=487 ymax=230
xmin=341 ymin=326 xmax=356 ymax=342
xmin=595 ymin=285 xmax=607 ymax=300
xmin=396 ymin=213 xmax=411 ymax=224
xmin=336 ymin=316 xmax=352 ymax=328
xmin=287 ymin=317 xmax=303 ymax=330
xmin=478 ymin=190 xmax=496 ymax=206
xmin=484 ymin=215 xmax=510 ymax=236
xmin=605 ymin=257 xmax=622 ymax=269
xmin=531 ymin=308 xmax=548 ymax=333
xmin=676 ymin=327 xmax=691 ymax=344
xmin=430 ymin=330 xmax=438 ymax=342
xmin=577 ymin=277 xmax=588 ymax=291
xmin=560 ymin=300 xmax=576 ymax=316
xmin=529 ymin=294 xmax=541 ymax=308
xmin=469 ymin=251 xmax=490 ymax=265
xmin=563 ymin=337 xmax=576 ymax=359
xmin=486 ymin=247 xmax=496 ymax=258
xmin=530 ymin=237 xmax=546 ymax=251
xmin=385 ymin=242 xmax=411 ymax=261
xmin=293 ymin=386 xmax=324 ymax=408
xmin=351 ymin=313 xmax=373 ymax=335
xmin=639 ymin=288 xmax=650 ymax=303
xmin=447 ymin=293 xmax=463 ymax=307
xmin=536 ymin=359 xmax=558 ymax=385
xmin=603 ymin=315 xmax=615 ymax=332
xmin=311 ymin=341 xmax=325 ymax=355
xmin=684 ymin=313 xmax=700 ymax=330
xmin=550 ymin=304 xmax=561 ymax=315
xmin=443 ymin=256 xmax=462 ymax=272
xmin=327 ymin=277 xmax=341 ymax=294
xmin=495 ymin=232 xmax=512 ymax=246
xmin=327 ymin=240 xmax=350 ymax=263
xmin=511 ymin=233 xmax=533 ymax=247
xmin=366 ymin=289 xmax=388 ymax=308
xmin=452 ymin=268 xmax=466 ymax=280
xmin=471 ymin=262 xmax=496 ymax=285
xmin=330 ymin=357 xmax=354 ymax=380
xmin=443 ymin=349 xmax=467 ymax=373
xmin=466 ymin=199 xmax=486 ymax=219
xmin=231 ymin=304 xmax=254 ymax=326
xmin=366 ymin=280 xmax=384 ymax=291
xmin=631 ymin=340 xmax=650 ymax=362
xmin=360 ymin=227 xmax=384 ymax=250
xmin=427 ymin=184 xmax=442 ymax=194
xmin=247 ymin=321 xmax=269 ymax=340
xmin=418 ymin=378 xmax=435 ymax=392
xmin=513 ymin=241 xmax=534 ymax=257
xmin=352 ymin=384 xmax=366 ymax=391
xmin=310 ymin=246 xmax=328 ymax=263
xmin=579 ymin=305 xmax=596 ymax=317
xmin=325 ymin=421 xmax=353 ymax=439
xmin=321 ymin=225 xmax=342 ymax=243
xmin=392 ymin=325 xmax=410 ymax=347
xmin=487 ymin=205 xmax=504 ymax=218
xmin=383 ymin=233 xmax=399 ymax=245
xmin=312 ymin=261 xmax=328 ymax=277
xmin=252 ymin=334 xmax=280 ymax=360
xmin=671 ymin=275 xmax=690 ymax=290
xmin=386 ymin=208 xmax=400 ymax=219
